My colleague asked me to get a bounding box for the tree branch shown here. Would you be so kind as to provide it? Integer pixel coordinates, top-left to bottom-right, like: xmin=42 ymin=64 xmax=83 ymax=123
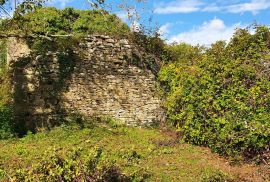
xmin=0 ymin=33 xmax=74 ymax=40
xmin=0 ymin=5 xmax=12 ymax=18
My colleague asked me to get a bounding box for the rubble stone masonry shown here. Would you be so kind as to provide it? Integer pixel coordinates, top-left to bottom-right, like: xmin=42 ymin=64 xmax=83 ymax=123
xmin=7 ymin=35 xmax=165 ymax=129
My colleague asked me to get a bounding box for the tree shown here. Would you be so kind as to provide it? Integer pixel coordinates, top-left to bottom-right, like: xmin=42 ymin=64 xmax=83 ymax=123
xmin=0 ymin=0 xmax=46 ymax=17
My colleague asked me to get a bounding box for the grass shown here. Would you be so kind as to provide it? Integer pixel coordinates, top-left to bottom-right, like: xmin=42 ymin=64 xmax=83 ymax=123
xmin=0 ymin=121 xmax=269 ymax=182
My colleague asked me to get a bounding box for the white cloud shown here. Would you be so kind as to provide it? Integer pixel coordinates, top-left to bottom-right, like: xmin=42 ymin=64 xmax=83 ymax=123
xmin=155 ymin=0 xmax=270 ymax=14
xmin=115 ymin=11 xmax=129 ymax=22
xmin=158 ymin=23 xmax=172 ymax=36
xmin=115 ymin=9 xmax=139 ymax=24
xmin=202 ymin=5 xmax=221 ymax=12
xmin=226 ymin=0 xmax=270 ymax=14
xmin=154 ymin=0 xmax=203 ymax=14
xmin=168 ymin=18 xmax=242 ymax=46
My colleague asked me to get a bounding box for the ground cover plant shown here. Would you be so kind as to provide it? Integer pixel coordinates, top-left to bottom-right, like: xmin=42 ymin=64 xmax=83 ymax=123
xmin=0 ymin=119 xmax=268 ymax=182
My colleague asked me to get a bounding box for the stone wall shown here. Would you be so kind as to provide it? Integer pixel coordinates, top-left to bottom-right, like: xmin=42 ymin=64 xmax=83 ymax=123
xmin=7 ymin=35 xmax=165 ymax=129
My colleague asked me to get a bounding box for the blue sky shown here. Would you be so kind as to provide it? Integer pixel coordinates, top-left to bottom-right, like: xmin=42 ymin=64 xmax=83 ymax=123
xmin=47 ymin=0 xmax=270 ymax=45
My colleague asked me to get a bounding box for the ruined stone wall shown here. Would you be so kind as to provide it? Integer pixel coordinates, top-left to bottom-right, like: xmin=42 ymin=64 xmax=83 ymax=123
xmin=7 ymin=35 xmax=165 ymax=129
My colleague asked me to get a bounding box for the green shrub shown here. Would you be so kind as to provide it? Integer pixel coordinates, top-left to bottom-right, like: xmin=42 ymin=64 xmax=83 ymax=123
xmin=1 ymin=7 xmax=130 ymax=37
xmin=0 ymin=40 xmax=7 ymax=77
xmin=10 ymin=147 xmax=138 ymax=182
xmin=201 ymin=169 xmax=235 ymax=182
xmin=159 ymin=26 xmax=270 ymax=161
xmin=0 ymin=39 xmax=14 ymax=139
xmin=0 ymin=105 xmax=14 ymax=139
xmin=0 ymin=169 xmax=5 ymax=179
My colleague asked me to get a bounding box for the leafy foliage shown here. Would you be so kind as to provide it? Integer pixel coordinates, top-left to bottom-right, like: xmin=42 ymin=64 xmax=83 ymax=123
xmin=0 ymin=0 xmax=6 ymax=5
xmin=0 ymin=106 xmax=14 ymax=139
xmin=0 ymin=0 xmax=46 ymax=18
xmin=15 ymin=0 xmax=46 ymax=15
xmin=12 ymin=148 xmax=134 ymax=182
xmin=201 ymin=169 xmax=235 ymax=182
xmin=1 ymin=7 xmax=130 ymax=36
xmin=2 ymin=120 xmax=262 ymax=181
xmin=0 ymin=40 xmax=7 ymax=77
xmin=0 ymin=40 xmax=14 ymax=139
xmin=159 ymin=26 xmax=270 ymax=161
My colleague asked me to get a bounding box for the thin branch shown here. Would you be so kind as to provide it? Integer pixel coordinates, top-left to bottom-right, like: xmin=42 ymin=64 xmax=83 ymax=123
xmin=0 ymin=33 xmax=74 ymax=39
xmin=3 ymin=170 xmax=12 ymax=181
xmin=0 ymin=5 xmax=12 ymax=18
xmin=49 ymin=34 xmax=73 ymax=37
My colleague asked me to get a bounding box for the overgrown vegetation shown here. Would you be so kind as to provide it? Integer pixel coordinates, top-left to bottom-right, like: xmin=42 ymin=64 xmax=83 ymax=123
xmin=1 ymin=119 xmax=267 ymax=181
xmin=0 ymin=7 xmax=130 ymax=37
xmin=0 ymin=3 xmax=269 ymax=180
xmin=201 ymin=170 xmax=234 ymax=182
xmin=12 ymin=147 xmax=135 ymax=182
xmin=159 ymin=26 xmax=270 ymax=162
xmin=0 ymin=40 xmax=14 ymax=139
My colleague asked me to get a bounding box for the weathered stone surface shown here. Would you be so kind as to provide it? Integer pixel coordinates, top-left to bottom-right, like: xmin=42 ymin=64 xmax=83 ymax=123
xmin=7 ymin=37 xmax=31 ymax=66
xmin=8 ymin=35 xmax=166 ymax=128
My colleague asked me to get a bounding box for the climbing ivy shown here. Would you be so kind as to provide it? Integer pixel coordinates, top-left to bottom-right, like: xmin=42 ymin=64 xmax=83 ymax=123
xmin=0 ymin=39 xmax=14 ymax=139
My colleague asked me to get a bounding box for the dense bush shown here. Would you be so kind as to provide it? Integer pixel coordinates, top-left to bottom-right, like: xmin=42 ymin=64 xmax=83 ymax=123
xmin=0 ymin=7 xmax=130 ymax=36
xmin=9 ymin=147 xmax=147 ymax=182
xmin=0 ymin=106 xmax=14 ymax=139
xmin=159 ymin=26 xmax=270 ymax=161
